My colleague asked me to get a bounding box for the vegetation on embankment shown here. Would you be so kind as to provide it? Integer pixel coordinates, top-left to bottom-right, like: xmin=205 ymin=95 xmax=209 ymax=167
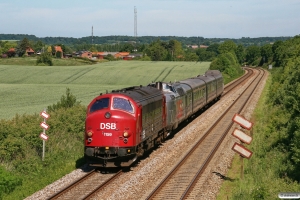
xmin=0 ymin=89 xmax=86 ymax=200
xmin=217 ymin=36 xmax=300 ymax=199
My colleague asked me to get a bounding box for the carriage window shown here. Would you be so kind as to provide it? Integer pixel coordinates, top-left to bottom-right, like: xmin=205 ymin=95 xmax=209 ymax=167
xmin=90 ymin=98 xmax=109 ymax=113
xmin=113 ymin=97 xmax=134 ymax=113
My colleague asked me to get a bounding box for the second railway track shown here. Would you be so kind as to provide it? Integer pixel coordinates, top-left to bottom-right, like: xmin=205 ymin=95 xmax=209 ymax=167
xmin=145 ymin=68 xmax=265 ymax=199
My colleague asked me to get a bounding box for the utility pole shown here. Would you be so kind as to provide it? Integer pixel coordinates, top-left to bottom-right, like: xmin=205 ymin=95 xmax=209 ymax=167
xmin=92 ymin=26 xmax=94 ymax=45
xmin=134 ymin=6 xmax=137 ymax=52
xmin=134 ymin=6 xmax=137 ymax=38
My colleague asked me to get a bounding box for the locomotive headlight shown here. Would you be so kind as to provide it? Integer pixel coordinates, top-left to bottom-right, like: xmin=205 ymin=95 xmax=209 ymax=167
xmin=123 ymin=131 xmax=129 ymax=138
xmin=87 ymin=131 xmax=93 ymax=137
xmin=105 ymin=112 xmax=111 ymax=119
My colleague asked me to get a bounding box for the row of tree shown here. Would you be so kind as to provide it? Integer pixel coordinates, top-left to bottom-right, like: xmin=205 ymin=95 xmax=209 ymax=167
xmin=268 ymin=35 xmax=300 ymax=180
xmin=0 ymin=34 xmax=291 ymax=46
xmin=1 ymin=35 xmax=296 ymax=69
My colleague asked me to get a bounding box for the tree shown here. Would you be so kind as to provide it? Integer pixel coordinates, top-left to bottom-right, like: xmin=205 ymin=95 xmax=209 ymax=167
xmin=51 ymin=45 xmax=55 ymax=56
xmin=245 ymin=45 xmax=261 ymax=65
xmin=46 ymin=46 xmax=52 ymax=54
xmin=235 ymin=44 xmax=245 ymax=64
xmin=89 ymin=46 xmax=97 ymax=53
xmin=145 ymin=40 xmax=168 ymax=61
xmin=15 ymin=38 xmax=30 ymax=57
xmin=210 ymin=52 xmax=242 ymax=79
xmin=184 ymin=52 xmax=198 ymax=61
xmin=32 ymin=40 xmax=44 ymax=52
xmin=167 ymin=40 xmax=184 ymax=61
xmin=63 ymin=45 xmax=73 ymax=54
xmin=0 ymin=41 xmax=17 ymax=57
xmin=260 ymin=44 xmax=273 ymax=64
xmin=120 ymin=43 xmax=134 ymax=52
xmin=218 ymin=40 xmax=237 ymax=54
xmin=272 ymin=40 xmax=284 ymax=67
xmin=206 ymin=43 xmax=220 ymax=55
xmin=196 ymin=48 xmax=216 ymax=61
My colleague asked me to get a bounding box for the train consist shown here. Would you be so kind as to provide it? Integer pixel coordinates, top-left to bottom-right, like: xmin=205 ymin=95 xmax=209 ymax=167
xmin=84 ymin=70 xmax=224 ymax=167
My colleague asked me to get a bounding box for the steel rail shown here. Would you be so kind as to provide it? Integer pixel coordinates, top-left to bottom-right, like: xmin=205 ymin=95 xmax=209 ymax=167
xmin=180 ymin=68 xmax=265 ymax=199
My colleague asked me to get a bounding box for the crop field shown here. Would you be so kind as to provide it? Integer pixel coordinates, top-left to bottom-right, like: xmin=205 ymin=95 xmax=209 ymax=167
xmin=0 ymin=61 xmax=210 ymax=119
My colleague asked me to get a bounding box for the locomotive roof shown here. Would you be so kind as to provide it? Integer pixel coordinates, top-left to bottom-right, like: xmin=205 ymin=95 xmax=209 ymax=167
xmin=110 ymin=85 xmax=162 ymax=104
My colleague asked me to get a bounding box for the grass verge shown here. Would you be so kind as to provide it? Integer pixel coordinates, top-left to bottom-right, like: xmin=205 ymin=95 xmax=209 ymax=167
xmin=217 ymin=71 xmax=300 ymax=200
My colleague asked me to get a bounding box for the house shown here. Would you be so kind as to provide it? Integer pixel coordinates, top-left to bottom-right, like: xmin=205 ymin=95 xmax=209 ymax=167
xmin=199 ymin=45 xmax=209 ymax=49
xmin=188 ymin=45 xmax=199 ymax=49
xmin=26 ymin=48 xmax=35 ymax=56
xmin=77 ymin=51 xmax=131 ymax=60
xmin=115 ymin=52 xmax=130 ymax=59
xmin=93 ymin=52 xmax=105 ymax=59
xmin=93 ymin=52 xmax=118 ymax=59
xmin=75 ymin=51 xmax=93 ymax=59
xmin=123 ymin=53 xmax=142 ymax=60
xmin=54 ymin=46 xmax=63 ymax=58
xmin=93 ymin=52 xmax=126 ymax=59
xmin=7 ymin=48 xmax=16 ymax=57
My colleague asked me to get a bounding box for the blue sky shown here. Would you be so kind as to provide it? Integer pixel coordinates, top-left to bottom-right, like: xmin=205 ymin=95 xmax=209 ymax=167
xmin=1 ymin=0 xmax=299 ymax=38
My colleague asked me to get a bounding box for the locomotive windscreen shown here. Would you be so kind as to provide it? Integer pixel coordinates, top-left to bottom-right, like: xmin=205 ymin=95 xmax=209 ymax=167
xmin=90 ymin=98 xmax=109 ymax=113
xmin=113 ymin=97 xmax=134 ymax=113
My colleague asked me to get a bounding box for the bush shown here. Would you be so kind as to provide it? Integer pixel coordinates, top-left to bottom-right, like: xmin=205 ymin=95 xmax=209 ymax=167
xmin=73 ymin=56 xmax=97 ymax=64
xmin=56 ymin=51 xmax=62 ymax=58
xmin=0 ymin=166 xmax=22 ymax=199
xmin=36 ymin=53 xmax=53 ymax=66
xmin=104 ymin=54 xmax=115 ymax=61
xmin=47 ymin=88 xmax=81 ymax=112
xmin=139 ymin=55 xmax=151 ymax=61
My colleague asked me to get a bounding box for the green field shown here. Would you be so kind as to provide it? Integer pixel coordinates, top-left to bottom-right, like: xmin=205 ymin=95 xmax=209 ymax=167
xmin=0 ymin=61 xmax=210 ymax=119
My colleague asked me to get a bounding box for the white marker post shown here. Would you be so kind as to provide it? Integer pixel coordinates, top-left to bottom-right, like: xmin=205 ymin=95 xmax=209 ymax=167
xmin=232 ymin=113 xmax=253 ymax=179
xmin=40 ymin=109 xmax=50 ymax=161
xmin=232 ymin=114 xmax=253 ymax=130
xmin=232 ymin=128 xmax=253 ymax=145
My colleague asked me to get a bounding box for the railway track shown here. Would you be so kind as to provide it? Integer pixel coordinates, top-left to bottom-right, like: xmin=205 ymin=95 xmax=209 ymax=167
xmin=46 ymin=68 xmax=263 ymax=200
xmin=145 ymin=68 xmax=265 ymax=199
xmin=222 ymin=67 xmax=254 ymax=96
xmin=47 ymin=169 xmax=122 ymax=200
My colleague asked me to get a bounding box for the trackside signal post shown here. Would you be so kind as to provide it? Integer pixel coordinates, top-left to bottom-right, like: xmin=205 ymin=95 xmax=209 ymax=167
xmin=39 ymin=109 xmax=50 ymax=161
xmin=231 ymin=113 xmax=253 ymax=179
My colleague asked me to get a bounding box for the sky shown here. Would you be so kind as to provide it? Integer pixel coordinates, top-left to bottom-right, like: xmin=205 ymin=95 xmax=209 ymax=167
xmin=1 ymin=0 xmax=299 ymax=39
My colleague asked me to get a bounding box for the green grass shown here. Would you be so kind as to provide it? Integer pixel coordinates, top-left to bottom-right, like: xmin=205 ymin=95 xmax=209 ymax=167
xmin=0 ymin=61 xmax=210 ymax=119
xmin=216 ymin=72 xmax=300 ymax=200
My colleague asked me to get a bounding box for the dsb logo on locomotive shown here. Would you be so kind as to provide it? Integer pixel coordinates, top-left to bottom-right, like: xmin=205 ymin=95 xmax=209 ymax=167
xmin=100 ymin=123 xmax=117 ymax=130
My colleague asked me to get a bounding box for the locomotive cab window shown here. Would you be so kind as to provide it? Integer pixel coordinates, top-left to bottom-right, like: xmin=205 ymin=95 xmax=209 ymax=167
xmin=113 ymin=97 xmax=134 ymax=113
xmin=90 ymin=98 xmax=109 ymax=113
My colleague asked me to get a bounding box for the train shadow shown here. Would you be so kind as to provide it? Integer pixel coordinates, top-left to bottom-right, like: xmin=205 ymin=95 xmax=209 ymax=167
xmin=212 ymin=171 xmax=235 ymax=182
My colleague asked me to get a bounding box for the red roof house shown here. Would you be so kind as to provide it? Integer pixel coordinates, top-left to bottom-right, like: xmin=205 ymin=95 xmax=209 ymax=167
xmin=26 ymin=48 xmax=35 ymax=56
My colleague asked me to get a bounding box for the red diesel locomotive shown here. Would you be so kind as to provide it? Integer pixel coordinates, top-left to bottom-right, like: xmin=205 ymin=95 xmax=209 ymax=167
xmin=84 ymin=70 xmax=223 ymax=167
xmin=85 ymin=86 xmax=166 ymax=167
